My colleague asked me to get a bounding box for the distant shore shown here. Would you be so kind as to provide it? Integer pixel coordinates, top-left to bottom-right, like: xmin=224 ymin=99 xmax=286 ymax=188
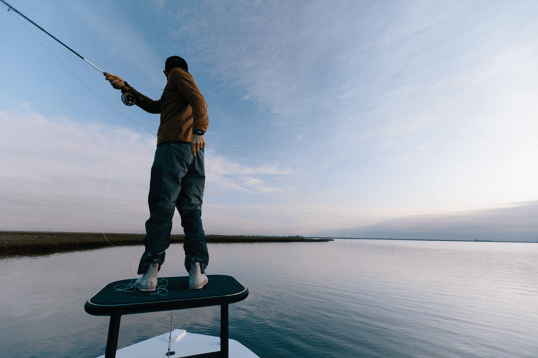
xmin=0 ymin=231 xmax=332 ymax=258
xmin=308 ymin=237 xmax=538 ymax=243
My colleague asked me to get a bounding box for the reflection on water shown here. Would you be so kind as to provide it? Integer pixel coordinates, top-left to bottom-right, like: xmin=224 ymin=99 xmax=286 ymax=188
xmin=1 ymin=240 xmax=537 ymax=357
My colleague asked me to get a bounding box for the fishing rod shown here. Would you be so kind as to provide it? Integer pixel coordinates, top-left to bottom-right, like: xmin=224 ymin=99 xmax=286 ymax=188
xmin=1 ymin=0 xmax=103 ymax=73
xmin=1 ymin=0 xmax=136 ymax=105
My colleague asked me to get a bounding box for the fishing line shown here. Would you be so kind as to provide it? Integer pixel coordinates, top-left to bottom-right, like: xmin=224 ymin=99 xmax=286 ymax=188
xmin=6 ymin=5 xmax=121 ymax=249
xmin=6 ymin=3 xmax=213 ymax=224
xmin=1 ymin=0 xmax=103 ymax=73
xmin=114 ymin=278 xmax=170 ymax=297
xmin=1 ymin=0 xmax=213 ymax=158
xmin=98 ymin=121 xmax=118 ymax=249
xmin=5 ymin=10 xmax=156 ymax=137
xmin=0 ymin=157 xmax=38 ymax=172
xmin=167 ymin=311 xmax=175 ymax=356
xmin=111 ymin=233 xmax=170 ymax=296
xmin=4 ymin=2 xmax=211 ymax=295
xmin=2 ymin=0 xmax=213 ymax=188
xmin=113 ymin=231 xmax=141 ymax=292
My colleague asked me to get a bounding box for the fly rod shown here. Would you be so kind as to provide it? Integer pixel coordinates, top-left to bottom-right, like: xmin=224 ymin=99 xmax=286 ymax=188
xmin=1 ymin=0 xmax=103 ymax=73
xmin=1 ymin=0 xmax=137 ymax=105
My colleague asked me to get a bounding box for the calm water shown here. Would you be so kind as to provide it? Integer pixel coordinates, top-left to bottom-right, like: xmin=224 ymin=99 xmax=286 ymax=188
xmin=1 ymin=240 xmax=537 ymax=357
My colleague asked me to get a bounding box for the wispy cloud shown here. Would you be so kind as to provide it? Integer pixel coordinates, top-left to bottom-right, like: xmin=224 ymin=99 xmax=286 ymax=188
xmin=0 ymin=105 xmax=295 ymax=231
xmin=157 ymin=1 xmax=374 ymax=121
xmin=206 ymin=153 xmax=294 ymax=194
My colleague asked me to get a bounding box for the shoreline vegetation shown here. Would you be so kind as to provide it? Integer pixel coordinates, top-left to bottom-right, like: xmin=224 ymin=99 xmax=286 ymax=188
xmin=0 ymin=231 xmax=332 ymax=258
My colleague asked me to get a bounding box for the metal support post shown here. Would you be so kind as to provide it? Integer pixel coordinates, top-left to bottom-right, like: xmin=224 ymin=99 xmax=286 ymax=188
xmin=221 ymin=304 xmax=229 ymax=358
xmin=105 ymin=312 xmax=122 ymax=358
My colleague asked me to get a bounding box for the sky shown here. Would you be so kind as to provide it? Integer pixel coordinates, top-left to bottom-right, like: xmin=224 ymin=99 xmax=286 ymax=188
xmin=1 ymin=0 xmax=537 ymax=239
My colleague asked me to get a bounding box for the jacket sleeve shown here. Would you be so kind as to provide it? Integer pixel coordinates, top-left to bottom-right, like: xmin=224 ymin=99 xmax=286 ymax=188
xmin=122 ymin=82 xmax=161 ymax=114
xmin=169 ymin=68 xmax=209 ymax=133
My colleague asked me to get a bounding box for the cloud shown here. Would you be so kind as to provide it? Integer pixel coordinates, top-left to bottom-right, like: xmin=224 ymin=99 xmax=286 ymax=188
xmin=0 ymin=105 xmax=376 ymax=235
xmin=155 ymin=1 xmax=538 ymax=193
xmin=0 ymin=105 xmax=154 ymax=197
xmin=156 ymin=1 xmax=376 ymax=122
xmin=3 ymin=1 xmax=538 ymax=236
xmin=329 ymin=201 xmax=538 ymax=241
xmin=205 ymin=152 xmax=295 ymax=194
xmin=0 ymin=106 xmax=295 ymax=232
xmin=3 ymin=107 xmax=535 ymax=238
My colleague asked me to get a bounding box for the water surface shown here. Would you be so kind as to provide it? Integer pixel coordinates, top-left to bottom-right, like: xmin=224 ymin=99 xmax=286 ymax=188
xmin=1 ymin=240 xmax=537 ymax=357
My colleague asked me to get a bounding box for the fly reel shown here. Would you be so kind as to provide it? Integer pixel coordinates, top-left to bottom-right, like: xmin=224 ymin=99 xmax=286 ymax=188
xmin=121 ymin=92 xmax=136 ymax=106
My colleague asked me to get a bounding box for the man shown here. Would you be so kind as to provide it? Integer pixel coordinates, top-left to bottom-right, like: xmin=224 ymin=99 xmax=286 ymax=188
xmin=105 ymin=56 xmax=209 ymax=291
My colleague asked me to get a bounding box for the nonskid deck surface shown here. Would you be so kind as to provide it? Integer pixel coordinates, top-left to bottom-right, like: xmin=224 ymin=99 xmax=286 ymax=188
xmin=86 ymin=275 xmax=248 ymax=315
xmin=96 ymin=329 xmax=259 ymax=358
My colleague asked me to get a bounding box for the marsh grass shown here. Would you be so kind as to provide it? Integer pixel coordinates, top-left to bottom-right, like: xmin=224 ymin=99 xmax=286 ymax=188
xmin=0 ymin=231 xmax=330 ymax=258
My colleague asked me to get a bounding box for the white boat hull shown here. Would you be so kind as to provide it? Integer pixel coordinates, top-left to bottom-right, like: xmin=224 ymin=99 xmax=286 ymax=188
xmin=96 ymin=329 xmax=259 ymax=358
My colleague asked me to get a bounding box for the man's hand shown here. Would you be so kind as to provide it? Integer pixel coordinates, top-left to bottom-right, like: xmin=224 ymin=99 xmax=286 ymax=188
xmin=104 ymin=72 xmax=127 ymax=91
xmin=191 ymin=134 xmax=206 ymax=156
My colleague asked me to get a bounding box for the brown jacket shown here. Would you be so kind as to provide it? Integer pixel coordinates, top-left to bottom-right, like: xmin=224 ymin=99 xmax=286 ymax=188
xmin=123 ymin=68 xmax=208 ymax=145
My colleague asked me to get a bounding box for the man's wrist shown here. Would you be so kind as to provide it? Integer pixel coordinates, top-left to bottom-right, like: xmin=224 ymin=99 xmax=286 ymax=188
xmin=194 ymin=129 xmax=204 ymax=135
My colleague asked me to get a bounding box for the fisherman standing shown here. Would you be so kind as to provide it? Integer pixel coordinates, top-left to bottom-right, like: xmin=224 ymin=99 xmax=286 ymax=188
xmin=105 ymin=56 xmax=209 ymax=291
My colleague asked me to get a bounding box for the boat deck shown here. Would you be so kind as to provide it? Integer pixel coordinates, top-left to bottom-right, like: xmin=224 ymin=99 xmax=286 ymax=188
xmin=96 ymin=329 xmax=259 ymax=358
